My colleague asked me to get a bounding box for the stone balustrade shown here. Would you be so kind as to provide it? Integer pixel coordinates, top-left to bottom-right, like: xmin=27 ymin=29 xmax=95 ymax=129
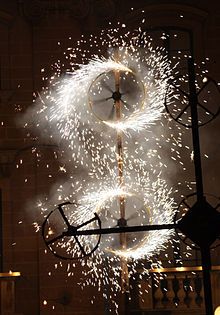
xmin=130 ymin=266 xmax=220 ymax=314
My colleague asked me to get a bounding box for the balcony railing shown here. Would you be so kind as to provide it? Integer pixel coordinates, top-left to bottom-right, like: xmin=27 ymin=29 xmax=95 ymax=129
xmin=130 ymin=266 xmax=220 ymax=314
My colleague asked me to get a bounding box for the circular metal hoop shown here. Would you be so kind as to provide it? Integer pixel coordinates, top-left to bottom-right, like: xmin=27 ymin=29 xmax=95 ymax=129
xmin=165 ymin=76 xmax=220 ymax=128
xmin=42 ymin=202 xmax=102 ymax=260
xmin=94 ymin=191 xmax=152 ymax=256
xmin=88 ymin=69 xmax=146 ymax=124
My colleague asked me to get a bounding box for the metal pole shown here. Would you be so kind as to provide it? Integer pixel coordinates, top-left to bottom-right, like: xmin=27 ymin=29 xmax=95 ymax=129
xmin=188 ymin=58 xmax=213 ymax=315
xmin=201 ymin=247 xmax=214 ymax=315
xmin=112 ymin=52 xmax=130 ymax=313
xmin=0 ymin=189 xmax=2 ymax=272
xmin=188 ymin=58 xmax=204 ymax=200
xmin=68 ymin=223 xmax=176 ymax=236
xmin=114 ymin=69 xmax=129 ymax=295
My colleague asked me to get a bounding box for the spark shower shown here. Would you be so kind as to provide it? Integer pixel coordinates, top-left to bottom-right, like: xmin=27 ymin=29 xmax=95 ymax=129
xmin=23 ymin=24 xmax=187 ymax=309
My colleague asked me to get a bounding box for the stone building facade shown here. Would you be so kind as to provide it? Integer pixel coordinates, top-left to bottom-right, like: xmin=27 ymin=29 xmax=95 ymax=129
xmin=0 ymin=1 xmax=220 ymax=314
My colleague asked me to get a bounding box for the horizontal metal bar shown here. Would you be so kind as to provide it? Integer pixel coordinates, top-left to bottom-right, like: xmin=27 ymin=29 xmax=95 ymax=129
xmin=75 ymin=223 xmax=176 ymax=236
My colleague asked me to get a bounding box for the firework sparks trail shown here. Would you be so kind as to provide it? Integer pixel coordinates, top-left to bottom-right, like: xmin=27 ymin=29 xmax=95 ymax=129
xmin=22 ymin=24 xmax=190 ymax=310
xmin=51 ymin=50 xmax=170 ymax=135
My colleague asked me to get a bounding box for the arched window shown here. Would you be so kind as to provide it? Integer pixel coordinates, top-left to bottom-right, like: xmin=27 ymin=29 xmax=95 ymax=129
xmin=140 ymin=26 xmax=194 ymax=74
xmin=127 ymin=3 xmax=208 ymax=62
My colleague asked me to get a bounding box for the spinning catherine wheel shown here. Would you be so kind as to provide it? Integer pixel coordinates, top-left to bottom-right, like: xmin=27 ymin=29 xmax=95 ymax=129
xmin=93 ymin=192 xmax=151 ymax=254
xmin=89 ymin=64 xmax=148 ymax=292
xmin=88 ymin=69 xmax=145 ymax=122
xmin=42 ymin=60 xmax=151 ymax=268
xmin=88 ymin=66 xmax=148 ymax=248
xmin=41 ymin=44 xmax=175 ymax=277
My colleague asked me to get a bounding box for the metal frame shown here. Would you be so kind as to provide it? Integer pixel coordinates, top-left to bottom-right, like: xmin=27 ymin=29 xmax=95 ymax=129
xmin=42 ymin=58 xmax=220 ymax=315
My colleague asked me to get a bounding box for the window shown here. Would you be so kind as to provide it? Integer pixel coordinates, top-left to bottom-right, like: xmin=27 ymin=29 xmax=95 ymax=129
xmin=140 ymin=27 xmax=194 ymax=73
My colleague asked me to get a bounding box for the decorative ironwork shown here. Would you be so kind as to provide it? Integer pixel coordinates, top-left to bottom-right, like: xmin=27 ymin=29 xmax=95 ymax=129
xmin=165 ymin=75 xmax=220 ymax=128
xmin=42 ymin=202 xmax=102 ymax=260
xmin=175 ymin=193 xmax=220 ymax=249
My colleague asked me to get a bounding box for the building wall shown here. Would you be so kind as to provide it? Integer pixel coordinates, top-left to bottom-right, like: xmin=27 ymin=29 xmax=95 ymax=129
xmin=0 ymin=1 xmax=219 ymax=314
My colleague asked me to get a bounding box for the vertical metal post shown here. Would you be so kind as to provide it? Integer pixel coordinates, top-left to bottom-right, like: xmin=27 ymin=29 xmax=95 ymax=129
xmin=188 ymin=58 xmax=204 ymax=201
xmin=114 ymin=70 xmax=129 ymax=294
xmin=188 ymin=58 xmax=213 ymax=315
xmin=201 ymin=247 xmax=214 ymax=315
xmin=0 ymin=189 xmax=2 ymax=272
xmin=113 ymin=48 xmax=130 ymax=314
xmin=113 ymin=47 xmax=129 ymax=299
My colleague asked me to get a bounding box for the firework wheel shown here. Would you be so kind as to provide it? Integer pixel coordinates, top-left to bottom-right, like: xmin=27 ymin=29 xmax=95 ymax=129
xmin=95 ymin=192 xmax=151 ymax=255
xmin=174 ymin=193 xmax=220 ymax=249
xmin=165 ymin=76 xmax=220 ymax=128
xmin=42 ymin=202 xmax=102 ymax=260
xmin=88 ymin=69 xmax=146 ymax=123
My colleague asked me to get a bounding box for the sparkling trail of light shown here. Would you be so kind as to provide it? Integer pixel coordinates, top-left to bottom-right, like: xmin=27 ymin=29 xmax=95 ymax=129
xmin=41 ymin=169 xmax=175 ymax=297
xmin=22 ymin=24 xmax=191 ymax=312
xmin=50 ymin=49 xmax=172 ymax=136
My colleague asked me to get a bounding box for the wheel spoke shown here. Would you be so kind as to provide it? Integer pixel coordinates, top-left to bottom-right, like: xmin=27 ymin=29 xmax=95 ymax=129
xmin=175 ymin=104 xmax=190 ymax=121
xmin=196 ymin=79 xmax=210 ymax=96
xmin=169 ymin=81 xmax=190 ymax=98
xmin=46 ymin=232 xmax=67 ymax=245
xmin=74 ymin=235 xmax=86 ymax=256
xmin=182 ymin=200 xmax=191 ymax=210
xmin=121 ymin=90 xmax=131 ymax=96
xmin=94 ymin=97 xmax=112 ymax=104
xmin=127 ymin=212 xmax=139 ymax=221
xmin=197 ymin=102 xmax=215 ymax=117
xmin=121 ymin=99 xmax=132 ymax=110
xmin=76 ymin=216 xmax=98 ymax=230
xmin=108 ymin=105 xmax=115 ymax=119
xmin=102 ymin=81 xmax=113 ymax=93
xmin=58 ymin=205 xmax=71 ymax=227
